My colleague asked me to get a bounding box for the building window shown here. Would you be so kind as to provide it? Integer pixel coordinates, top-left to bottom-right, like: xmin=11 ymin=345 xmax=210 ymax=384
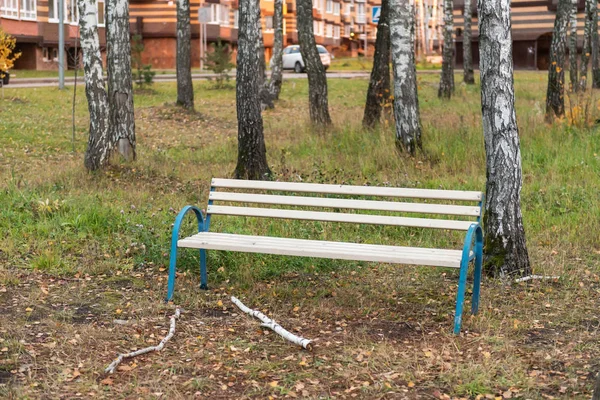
xmin=356 ymin=3 xmax=365 ymax=23
xmin=20 ymin=0 xmax=36 ymax=20
xmin=326 ymin=23 xmax=332 ymax=38
xmin=333 ymin=2 xmax=339 ymax=15
xmin=265 ymin=16 xmax=273 ymax=30
xmin=344 ymin=24 xmax=351 ymax=37
xmin=345 ymin=3 xmax=351 ymax=16
xmin=66 ymin=0 xmax=78 ymax=23
xmin=210 ymin=3 xmax=229 ymax=25
xmin=1 ymin=0 xmax=19 ymax=18
xmin=326 ymin=0 xmax=332 ymax=13
xmin=333 ymin=25 xmax=340 ymax=39
xmin=234 ymin=9 xmax=238 ymax=28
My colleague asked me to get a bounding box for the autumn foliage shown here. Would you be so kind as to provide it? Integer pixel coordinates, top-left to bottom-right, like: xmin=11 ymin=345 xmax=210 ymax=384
xmin=0 ymin=27 xmax=21 ymax=79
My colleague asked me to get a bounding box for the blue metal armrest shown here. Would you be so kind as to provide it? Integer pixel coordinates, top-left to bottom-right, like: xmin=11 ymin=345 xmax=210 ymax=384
xmin=453 ymin=222 xmax=484 ymax=334
xmin=165 ymin=205 xmax=207 ymax=302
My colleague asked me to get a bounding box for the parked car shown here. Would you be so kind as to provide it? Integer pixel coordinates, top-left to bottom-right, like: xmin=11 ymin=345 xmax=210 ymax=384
xmin=276 ymin=45 xmax=331 ymax=73
xmin=1 ymin=70 xmax=9 ymax=85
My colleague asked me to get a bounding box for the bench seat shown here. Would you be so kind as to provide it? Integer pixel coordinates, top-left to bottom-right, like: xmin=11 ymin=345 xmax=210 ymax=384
xmin=178 ymin=232 xmax=474 ymax=268
xmin=165 ymin=178 xmax=484 ymax=334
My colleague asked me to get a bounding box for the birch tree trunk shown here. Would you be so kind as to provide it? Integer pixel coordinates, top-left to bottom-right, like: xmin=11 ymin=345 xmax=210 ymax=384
xmin=430 ymin=0 xmax=437 ymax=53
xmin=257 ymin=4 xmax=267 ymax=87
xmin=363 ymin=0 xmax=391 ymax=129
xmin=463 ymin=0 xmax=474 ymax=84
xmin=478 ymin=0 xmax=531 ymax=277
xmin=296 ymin=0 xmax=332 ymax=126
xmin=234 ymin=0 xmax=272 ymax=180
xmin=592 ymin=1 xmax=600 ymax=88
xmin=267 ymin=0 xmax=284 ymax=100
xmin=569 ymin=0 xmax=578 ymax=91
xmin=176 ymin=0 xmax=194 ymax=109
xmin=438 ymin=0 xmax=454 ymax=98
xmin=106 ymin=0 xmax=136 ymax=160
xmin=579 ymin=0 xmax=594 ymax=91
xmin=78 ymin=0 xmax=111 ymax=171
xmin=545 ymin=0 xmax=570 ymax=122
xmin=390 ymin=0 xmax=422 ymax=154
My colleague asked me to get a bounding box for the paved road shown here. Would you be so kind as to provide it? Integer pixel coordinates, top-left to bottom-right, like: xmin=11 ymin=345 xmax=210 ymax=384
xmin=5 ymin=71 xmax=374 ymax=89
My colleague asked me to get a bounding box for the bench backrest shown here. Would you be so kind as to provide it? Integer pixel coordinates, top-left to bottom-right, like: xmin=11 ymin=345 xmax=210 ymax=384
xmin=206 ymin=178 xmax=483 ymax=231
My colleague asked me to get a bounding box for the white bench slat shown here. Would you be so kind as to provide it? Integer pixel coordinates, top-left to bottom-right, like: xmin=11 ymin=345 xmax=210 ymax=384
xmin=207 ymin=205 xmax=474 ymax=231
xmin=178 ymin=232 xmax=464 ymax=268
xmin=209 ymin=192 xmax=481 ymax=217
xmin=211 ymin=178 xmax=483 ymax=202
xmin=183 ymin=232 xmax=465 ymax=258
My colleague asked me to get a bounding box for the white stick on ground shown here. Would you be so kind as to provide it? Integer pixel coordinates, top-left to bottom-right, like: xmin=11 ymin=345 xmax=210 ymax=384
xmin=231 ymin=296 xmax=313 ymax=350
xmin=515 ymin=275 xmax=561 ymax=283
xmin=105 ymin=307 xmax=181 ymax=374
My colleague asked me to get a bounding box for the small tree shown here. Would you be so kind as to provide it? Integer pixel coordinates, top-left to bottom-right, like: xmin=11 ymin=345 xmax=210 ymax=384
xmin=203 ymin=39 xmax=235 ymax=89
xmin=0 ymin=28 xmax=21 ymax=95
xmin=131 ymin=34 xmax=155 ymax=89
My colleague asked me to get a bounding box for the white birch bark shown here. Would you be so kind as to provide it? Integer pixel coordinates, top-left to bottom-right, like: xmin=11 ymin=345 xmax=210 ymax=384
xmin=580 ymin=0 xmax=594 ymax=91
xmin=296 ymin=0 xmax=332 ymax=126
xmin=545 ymin=0 xmax=570 ymax=122
xmin=390 ymin=0 xmax=422 ymax=155
xmin=568 ymin=0 xmax=578 ymax=91
xmin=234 ymin=0 xmax=271 ymax=179
xmin=106 ymin=0 xmax=136 ymax=160
xmin=438 ymin=0 xmax=454 ymax=98
xmin=478 ymin=0 xmax=531 ymax=277
xmin=231 ymin=297 xmax=313 ymax=349
xmin=176 ymin=0 xmax=194 ymax=109
xmin=78 ymin=0 xmax=112 ymax=171
xmin=463 ymin=0 xmax=474 ymax=84
xmin=592 ymin=0 xmax=600 ymax=88
xmin=267 ymin=0 xmax=284 ymax=100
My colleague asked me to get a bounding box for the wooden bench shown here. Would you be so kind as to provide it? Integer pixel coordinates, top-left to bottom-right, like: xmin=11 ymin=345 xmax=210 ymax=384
xmin=166 ymin=178 xmax=484 ymax=334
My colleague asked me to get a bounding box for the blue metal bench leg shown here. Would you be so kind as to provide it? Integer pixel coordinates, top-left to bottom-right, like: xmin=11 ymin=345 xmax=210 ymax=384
xmin=453 ymin=256 xmax=469 ymax=335
xmin=200 ymin=249 xmax=208 ymax=290
xmin=471 ymin=227 xmax=483 ymax=315
xmin=165 ymin=205 xmax=206 ymax=302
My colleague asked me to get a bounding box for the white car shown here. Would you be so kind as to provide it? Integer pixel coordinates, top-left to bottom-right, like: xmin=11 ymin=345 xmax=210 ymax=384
xmin=278 ymin=44 xmax=331 ymax=73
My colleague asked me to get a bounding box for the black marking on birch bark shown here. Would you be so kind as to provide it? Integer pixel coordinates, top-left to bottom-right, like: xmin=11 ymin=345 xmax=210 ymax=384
xmin=106 ymin=0 xmax=136 ymax=161
xmin=545 ymin=0 xmax=570 ymax=122
xmin=438 ymin=0 xmax=454 ymax=98
xmin=296 ymin=0 xmax=332 ymax=127
xmin=363 ymin=0 xmax=391 ymax=129
xmin=176 ymin=0 xmax=194 ymax=109
xmin=478 ymin=0 xmax=531 ymax=277
xmin=234 ymin=0 xmax=272 ymax=180
xmin=568 ymin=0 xmax=578 ymax=92
xmin=579 ymin=0 xmax=594 ymax=91
xmin=79 ymin=0 xmax=112 ymax=171
xmin=463 ymin=0 xmax=474 ymax=84
xmin=390 ymin=0 xmax=422 ymax=155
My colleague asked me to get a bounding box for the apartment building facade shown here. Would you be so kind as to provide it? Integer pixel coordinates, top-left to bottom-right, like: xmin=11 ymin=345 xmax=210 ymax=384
xmin=1 ymin=0 xmax=381 ymax=70
xmin=0 ymin=0 xmax=105 ymax=70
xmin=2 ymin=0 xmax=589 ymax=71
xmin=453 ymin=0 xmax=592 ymax=70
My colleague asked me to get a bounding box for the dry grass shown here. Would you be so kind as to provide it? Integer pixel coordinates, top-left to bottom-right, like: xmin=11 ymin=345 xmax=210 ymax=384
xmin=0 ymin=72 xmax=599 ymax=399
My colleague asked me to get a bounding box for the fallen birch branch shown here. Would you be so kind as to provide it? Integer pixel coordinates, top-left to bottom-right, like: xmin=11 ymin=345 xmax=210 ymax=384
xmin=105 ymin=307 xmax=181 ymax=374
xmin=231 ymin=296 xmax=312 ymax=350
xmin=515 ymin=275 xmax=561 ymax=283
